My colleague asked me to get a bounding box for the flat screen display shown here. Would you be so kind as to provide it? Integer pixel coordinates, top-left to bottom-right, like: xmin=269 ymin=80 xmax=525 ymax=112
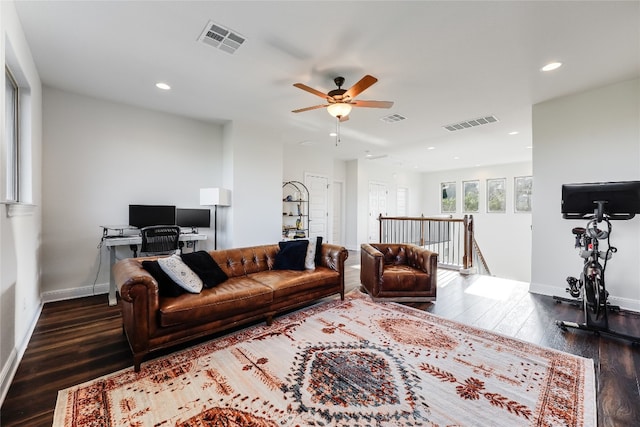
xmin=128 ymin=205 xmax=176 ymax=228
xmin=176 ymin=208 xmax=211 ymax=228
xmin=561 ymin=181 xmax=640 ymax=220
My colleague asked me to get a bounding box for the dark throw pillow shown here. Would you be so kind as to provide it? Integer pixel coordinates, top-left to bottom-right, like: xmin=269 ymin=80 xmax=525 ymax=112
xmin=274 ymin=240 xmax=309 ymax=271
xmin=142 ymin=260 xmax=185 ymax=297
xmin=180 ymin=250 xmax=228 ymax=289
xmin=314 ymin=236 xmax=323 ymax=266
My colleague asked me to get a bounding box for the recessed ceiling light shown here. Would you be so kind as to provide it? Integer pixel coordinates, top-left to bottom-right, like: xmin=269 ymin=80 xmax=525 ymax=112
xmin=329 ymin=132 xmax=337 ymax=137
xmin=155 ymin=82 xmax=171 ymax=90
xmin=526 ymin=146 xmax=533 ymax=149
xmin=453 ymin=156 xmax=460 ymax=160
xmin=508 ymin=131 xmax=519 ymax=135
xmin=427 ymin=146 xmax=436 ymax=150
xmin=541 ymin=62 xmax=562 ymax=72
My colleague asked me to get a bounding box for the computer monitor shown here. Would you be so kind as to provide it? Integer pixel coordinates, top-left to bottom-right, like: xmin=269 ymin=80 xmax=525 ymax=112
xmin=128 ymin=205 xmax=176 ymax=228
xmin=561 ymin=181 xmax=640 ymax=220
xmin=176 ymin=208 xmax=211 ymax=231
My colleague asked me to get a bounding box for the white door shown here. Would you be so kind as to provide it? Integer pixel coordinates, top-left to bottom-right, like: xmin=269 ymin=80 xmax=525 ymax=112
xmin=306 ymin=173 xmax=329 ymax=241
xmin=368 ymin=182 xmax=388 ymax=242
xmin=332 ymin=181 xmax=344 ymax=245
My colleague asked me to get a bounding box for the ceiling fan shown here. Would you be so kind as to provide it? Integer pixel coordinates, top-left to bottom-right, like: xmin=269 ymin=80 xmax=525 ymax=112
xmin=292 ymin=75 xmax=394 ymax=121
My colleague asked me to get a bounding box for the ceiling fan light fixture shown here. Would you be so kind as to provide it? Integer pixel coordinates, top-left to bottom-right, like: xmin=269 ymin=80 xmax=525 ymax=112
xmin=327 ymin=102 xmax=352 ymax=118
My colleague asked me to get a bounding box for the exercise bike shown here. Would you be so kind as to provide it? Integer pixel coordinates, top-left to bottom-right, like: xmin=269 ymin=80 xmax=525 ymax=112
xmin=556 ymin=195 xmax=640 ymax=344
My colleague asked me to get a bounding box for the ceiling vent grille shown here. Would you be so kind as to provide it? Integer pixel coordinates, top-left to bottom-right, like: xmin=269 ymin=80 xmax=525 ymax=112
xmin=380 ymin=113 xmax=406 ymax=123
xmin=198 ymin=20 xmax=245 ymax=54
xmin=443 ymin=115 xmax=498 ymax=132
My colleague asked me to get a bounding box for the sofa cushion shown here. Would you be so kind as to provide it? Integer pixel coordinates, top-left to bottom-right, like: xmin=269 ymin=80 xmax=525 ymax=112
xmin=142 ymin=260 xmax=185 ymax=297
xmin=274 ymin=240 xmax=308 ymax=271
xmin=158 ymin=277 xmax=273 ymax=327
xmin=250 ymin=267 xmax=339 ymax=300
xmin=181 ymin=250 xmax=228 ymax=288
xmin=157 ymin=254 xmax=203 ymax=293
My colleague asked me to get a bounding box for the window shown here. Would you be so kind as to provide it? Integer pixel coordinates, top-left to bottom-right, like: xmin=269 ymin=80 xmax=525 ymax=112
xmin=441 ymin=182 xmax=456 ymax=213
xmin=487 ymin=178 xmax=506 ymax=213
xmin=514 ymin=176 xmax=533 ymax=212
xmin=5 ymin=66 xmax=19 ymax=202
xmin=463 ymin=180 xmax=479 ymax=212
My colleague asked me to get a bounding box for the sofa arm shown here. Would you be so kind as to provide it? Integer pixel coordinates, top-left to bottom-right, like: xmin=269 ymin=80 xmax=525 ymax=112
xmin=360 ymin=243 xmax=384 ymax=291
xmin=406 ymin=246 xmax=438 ymax=276
xmin=113 ymin=258 xmax=162 ymax=355
xmin=114 ymin=258 xmax=160 ymax=305
xmin=318 ymin=243 xmax=349 ymax=272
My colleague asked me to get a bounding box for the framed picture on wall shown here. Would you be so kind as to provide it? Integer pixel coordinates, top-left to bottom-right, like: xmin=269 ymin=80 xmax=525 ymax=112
xmin=463 ymin=180 xmax=480 ymax=212
xmin=441 ymin=182 xmax=456 ymax=213
xmin=514 ymin=176 xmax=533 ymax=213
xmin=487 ymin=178 xmax=506 ymax=213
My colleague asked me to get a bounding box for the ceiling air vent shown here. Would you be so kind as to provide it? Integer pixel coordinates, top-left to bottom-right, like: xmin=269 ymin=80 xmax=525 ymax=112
xmin=380 ymin=113 xmax=406 ymax=123
xmin=198 ymin=20 xmax=245 ymax=54
xmin=443 ymin=115 xmax=498 ymax=132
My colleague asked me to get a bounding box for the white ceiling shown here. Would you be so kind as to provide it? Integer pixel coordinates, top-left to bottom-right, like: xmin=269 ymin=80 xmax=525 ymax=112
xmin=14 ymin=1 xmax=640 ymax=172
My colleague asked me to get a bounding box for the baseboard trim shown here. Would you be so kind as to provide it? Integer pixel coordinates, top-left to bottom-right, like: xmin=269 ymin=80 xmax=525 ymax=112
xmin=529 ymin=282 xmax=640 ymax=313
xmin=0 ymin=301 xmax=43 ymax=407
xmin=0 ymin=348 xmax=18 ymax=407
xmin=41 ymin=282 xmax=109 ymax=303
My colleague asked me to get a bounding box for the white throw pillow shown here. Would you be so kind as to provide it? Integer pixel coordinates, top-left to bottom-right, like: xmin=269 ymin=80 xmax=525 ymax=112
xmin=304 ymin=239 xmax=316 ymax=270
xmin=157 ymin=254 xmax=203 ymax=293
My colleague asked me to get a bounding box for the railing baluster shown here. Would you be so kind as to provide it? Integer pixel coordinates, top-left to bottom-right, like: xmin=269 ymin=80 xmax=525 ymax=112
xmin=375 ymin=214 xmax=481 ymax=271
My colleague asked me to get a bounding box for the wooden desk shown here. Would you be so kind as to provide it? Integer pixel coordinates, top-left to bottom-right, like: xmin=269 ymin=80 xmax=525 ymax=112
xmin=101 ymin=230 xmax=207 ymax=306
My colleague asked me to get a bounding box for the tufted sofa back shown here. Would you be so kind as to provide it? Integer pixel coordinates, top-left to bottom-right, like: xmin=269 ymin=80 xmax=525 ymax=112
xmin=209 ymin=244 xmax=278 ymax=278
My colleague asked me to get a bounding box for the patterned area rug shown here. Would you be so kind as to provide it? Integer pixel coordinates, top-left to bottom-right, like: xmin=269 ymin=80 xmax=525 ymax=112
xmin=54 ymin=293 xmax=596 ymax=426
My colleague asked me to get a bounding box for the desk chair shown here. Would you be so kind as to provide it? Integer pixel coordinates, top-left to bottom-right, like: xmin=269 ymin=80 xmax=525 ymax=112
xmin=138 ymin=225 xmax=181 ymax=257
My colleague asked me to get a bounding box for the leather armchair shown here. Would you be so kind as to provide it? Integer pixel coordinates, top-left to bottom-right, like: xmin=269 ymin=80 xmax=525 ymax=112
xmin=360 ymin=243 xmax=437 ymax=302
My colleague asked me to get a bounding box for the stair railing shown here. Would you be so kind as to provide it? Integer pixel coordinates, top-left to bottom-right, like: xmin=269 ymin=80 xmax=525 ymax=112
xmin=377 ymin=214 xmax=482 ymax=273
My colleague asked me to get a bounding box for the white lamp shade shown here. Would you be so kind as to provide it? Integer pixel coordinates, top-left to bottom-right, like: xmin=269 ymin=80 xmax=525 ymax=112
xmin=327 ymin=102 xmax=352 ymax=118
xmin=200 ymin=188 xmax=231 ymax=206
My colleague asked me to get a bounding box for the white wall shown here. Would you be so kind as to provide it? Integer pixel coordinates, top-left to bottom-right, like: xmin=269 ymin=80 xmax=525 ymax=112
xmin=41 ymin=87 xmax=224 ymax=300
xmin=422 ymin=162 xmax=533 ymax=282
xmin=531 ymin=78 xmax=640 ymax=311
xmin=223 ymin=120 xmax=283 ymax=248
xmin=0 ymin=0 xmax=43 ymax=405
xmin=343 ymin=159 xmax=423 ymax=251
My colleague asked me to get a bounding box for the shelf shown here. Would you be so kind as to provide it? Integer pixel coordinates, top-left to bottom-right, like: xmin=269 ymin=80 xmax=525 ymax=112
xmin=282 ymin=181 xmax=309 ymax=239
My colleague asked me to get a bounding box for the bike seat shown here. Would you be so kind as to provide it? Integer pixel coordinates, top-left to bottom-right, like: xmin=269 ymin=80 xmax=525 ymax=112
xmin=572 ymin=227 xmax=586 ymax=235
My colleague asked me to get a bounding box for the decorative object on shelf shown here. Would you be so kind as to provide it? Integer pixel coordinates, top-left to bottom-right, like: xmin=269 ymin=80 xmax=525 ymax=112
xmin=200 ymin=187 xmax=231 ymax=250
xmin=282 ymin=181 xmax=309 ymax=239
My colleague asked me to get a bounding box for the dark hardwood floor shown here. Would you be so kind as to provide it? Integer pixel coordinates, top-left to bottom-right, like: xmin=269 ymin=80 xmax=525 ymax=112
xmin=2 ymin=251 xmax=639 ymax=426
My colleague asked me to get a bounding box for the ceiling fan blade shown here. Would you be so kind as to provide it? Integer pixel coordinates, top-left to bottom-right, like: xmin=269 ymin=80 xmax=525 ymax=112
xmin=292 ymin=104 xmax=328 ymax=113
xmin=351 ymin=100 xmax=394 ymax=109
xmin=344 ymin=75 xmax=378 ymax=100
xmin=293 ymin=83 xmax=330 ymax=100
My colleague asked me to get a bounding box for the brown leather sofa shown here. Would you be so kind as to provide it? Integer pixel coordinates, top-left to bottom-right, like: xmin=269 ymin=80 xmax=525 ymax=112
xmin=114 ymin=243 xmax=348 ymax=371
xmin=360 ymin=243 xmax=437 ymax=302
